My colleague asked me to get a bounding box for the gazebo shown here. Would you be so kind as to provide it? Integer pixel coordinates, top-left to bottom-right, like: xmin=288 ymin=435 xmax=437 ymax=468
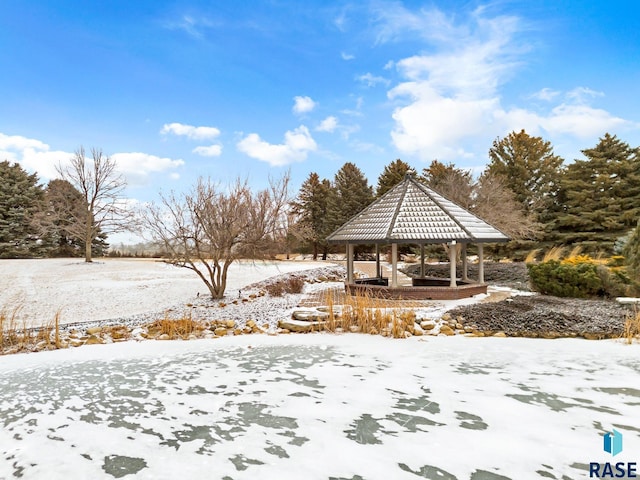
xmin=326 ymin=174 xmax=510 ymax=300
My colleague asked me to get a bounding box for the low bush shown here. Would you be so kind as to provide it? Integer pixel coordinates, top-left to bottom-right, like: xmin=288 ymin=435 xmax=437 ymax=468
xmin=528 ymin=260 xmax=602 ymax=298
xmin=265 ymin=276 xmax=305 ymax=297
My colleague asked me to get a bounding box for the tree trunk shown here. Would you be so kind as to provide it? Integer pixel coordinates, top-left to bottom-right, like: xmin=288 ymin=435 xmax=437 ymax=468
xmin=313 ymin=242 xmax=318 ymax=260
xmin=85 ymin=211 xmax=93 ymax=263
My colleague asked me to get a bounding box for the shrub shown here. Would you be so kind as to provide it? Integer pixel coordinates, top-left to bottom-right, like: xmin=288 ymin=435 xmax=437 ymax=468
xmin=284 ymin=276 xmax=305 ymax=294
xmin=265 ymin=276 xmax=305 ymax=297
xmin=528 ymin=260 xmax=602 ymax=298
xmin=265 ymin=282 xmax=285 ymax=297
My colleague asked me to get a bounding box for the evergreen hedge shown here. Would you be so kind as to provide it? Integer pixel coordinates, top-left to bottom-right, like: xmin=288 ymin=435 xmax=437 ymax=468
xmin=527 ymin=260 xmax=602 ymax=298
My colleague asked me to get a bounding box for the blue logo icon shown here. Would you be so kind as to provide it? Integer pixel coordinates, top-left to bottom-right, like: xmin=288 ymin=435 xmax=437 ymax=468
xmin=604 ymin=429 xmax=623 ymax=456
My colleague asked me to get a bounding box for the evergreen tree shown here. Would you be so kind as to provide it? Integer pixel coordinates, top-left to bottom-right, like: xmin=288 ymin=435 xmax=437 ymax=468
xmin=0 ymin=161 xmax=44 ymax=257
xmin=554 ymin=133 xmax=640 ymax=251
xmin=419 ymin=160 xmax=473 ymax=209
xmin=487 ymin=129 xmax=563 ymax=220
xmin=623 ymin=220 xmax=640 ymax=281
xmin=330 ymin=162 xmax=374 ymax=230
xmin=376 ymin=159 xmax=415 ymax=197
xmin=290 ymin=172 xmax=334 ymax=259
xmin=36 ymin=179 xmax=109 ymax=257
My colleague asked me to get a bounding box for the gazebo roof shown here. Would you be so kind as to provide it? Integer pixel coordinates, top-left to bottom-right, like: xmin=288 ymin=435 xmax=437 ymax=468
xmin=326 ymin=175 xmax=509 ymax=244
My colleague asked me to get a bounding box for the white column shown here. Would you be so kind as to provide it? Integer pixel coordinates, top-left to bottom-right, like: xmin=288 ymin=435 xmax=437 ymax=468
xmin=449 ymin=241 xmax=457 ymax=288
xmin=347 ymin=244 xmax=354 ymax=284
xmin=420 ymin=243 xmax=425 ymax=278
xmin=478 ymin=244 xmax=485 ymax=284
xmin=461 ymin=243 xmax=468 ymax=281
xmin=391 ymin=243 xmax=398 ymax=288
xmin=375 ymin=244 xmax=381 ymax=278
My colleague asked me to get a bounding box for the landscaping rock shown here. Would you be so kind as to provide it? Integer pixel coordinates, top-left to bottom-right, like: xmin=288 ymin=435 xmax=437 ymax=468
xmin=85 ymin=335 xmax=104 ymax=345
xmin=439 ymin=325 xmax=455 ymax=336
xmin=449 ymin=295 xmax=627 ymax=339
xmin=291 ymin=309 xmax=330 ymax=322
xmin=278 ymin=319 xmax=325 ymax=333
xmin=86 ymin=327 xmax=102 ymax=336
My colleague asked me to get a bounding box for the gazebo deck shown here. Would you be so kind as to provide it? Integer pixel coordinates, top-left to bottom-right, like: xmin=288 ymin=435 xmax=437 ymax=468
xmin=346 ymin=280 xmax=487 ymax=300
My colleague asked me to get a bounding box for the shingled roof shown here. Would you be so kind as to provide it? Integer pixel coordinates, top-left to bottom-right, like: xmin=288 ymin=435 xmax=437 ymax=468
xmin=326 ymin=175 xmax=509 ymax=244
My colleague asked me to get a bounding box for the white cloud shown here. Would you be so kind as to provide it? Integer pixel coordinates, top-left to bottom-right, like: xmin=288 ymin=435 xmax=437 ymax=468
xmin=160 ymin=122 xmax=220 ymax=140
xmin=0 ymin=132 xmax=186 ymax=186
xmin=292 ymin=96 xmax=316 ymax=115
xmin=111 ymin=152 xmax=185 ymax=176
xmin=341 ymin=52 xmax=355 ymax=60
xmin=192 ymin=144 xmax=222 ymax=157
xmin=237 ymin=125 xmax=317 ymax=166
xmin=164 ymin=14 xmax=218 ymax=39
xmin=566 ymin=87 xmax=604 ymax=103
xmin=530 ymin=88 xmax=561 ymax=102
xmin=316 ymin=116 xmax=338 ymax=133
xmin=0 ymin=133 xmax=71 ymax=179
xmin=385 ymin=6 xmax=633 ymax=161
xmin=357 ymin=73 xmax=390 ymax=88
xmin=541 ymin=104 xmax=627 ymax=138
xmin=0 ymin=133 xmax=49 ymax=152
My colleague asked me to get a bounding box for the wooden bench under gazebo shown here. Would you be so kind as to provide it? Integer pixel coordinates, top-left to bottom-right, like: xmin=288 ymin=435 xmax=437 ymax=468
xmin=326 ymin=174 xmax=509 ymax=300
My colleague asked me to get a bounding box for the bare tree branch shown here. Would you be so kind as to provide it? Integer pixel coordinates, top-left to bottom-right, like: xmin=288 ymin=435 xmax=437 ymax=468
xmin=142 ymin=173 xmax=290 ymax=299
xmin=56 ymin=147 xmax=135 ymax=262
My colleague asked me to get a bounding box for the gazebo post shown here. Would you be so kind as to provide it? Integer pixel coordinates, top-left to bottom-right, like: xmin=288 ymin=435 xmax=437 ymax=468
xmin=391 ymin=243 xmax=398 ymax=288
xmin=420 ymin=243 xmax=425 ymax=278
xmin=478 ymin=243 xmax=485 ymax=284
xmin=375 ymin=244 xmax=381 ymax=278
xmin=449 ymin=241 xmax=457 ymax=288
xmin=461 ymin=243 xmax=468 ymax=281
xmin=346 ymin=243 xmax=354 ymax=284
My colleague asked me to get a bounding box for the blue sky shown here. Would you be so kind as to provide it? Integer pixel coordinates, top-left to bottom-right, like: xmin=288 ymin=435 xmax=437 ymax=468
xmin=1 ymin=0 xmax=639 ymax=216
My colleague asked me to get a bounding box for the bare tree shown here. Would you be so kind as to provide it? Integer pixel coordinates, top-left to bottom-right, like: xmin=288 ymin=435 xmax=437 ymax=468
xmin=472 ymin=172 xmax=541 ymax=240
xmin=56 ymin=147 xmax=133 ymax=262
xmin=143 ymin=174 xmax=290 ymax=299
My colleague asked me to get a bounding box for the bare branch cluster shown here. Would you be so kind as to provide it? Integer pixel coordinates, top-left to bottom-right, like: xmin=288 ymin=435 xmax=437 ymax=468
xmin=56 ymin=147 xmax=134 ymax=262
xmin=143 ymin=174 xmax=290 ymax=299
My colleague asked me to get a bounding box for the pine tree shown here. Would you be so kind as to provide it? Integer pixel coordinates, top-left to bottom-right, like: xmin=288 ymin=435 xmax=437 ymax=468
xmin=554 ymin=133 xmax=640 ymax=252
xmin=290 ymin=172 xmax=334 ymax=259
xmin=376 ymin=159 xmax=415 ymax=197
xmin=0 ymin=161 xmax=44 ymax=257
xmin=330 ymin=162 xmax=374 ymax=230
xmin=623 ymin=220 xmax=640 ymax=281
xmin=487 ymin=129 xmax=563 ymax=220
xmin=36 ymin=179 xmax=109 ymax=257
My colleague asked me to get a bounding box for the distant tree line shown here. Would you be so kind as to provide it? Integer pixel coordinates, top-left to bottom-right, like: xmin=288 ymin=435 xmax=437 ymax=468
xmin=290 ymin=131 xmax=640 ymax=259
xmin=0 ymin=147 xmax=131 ymax=260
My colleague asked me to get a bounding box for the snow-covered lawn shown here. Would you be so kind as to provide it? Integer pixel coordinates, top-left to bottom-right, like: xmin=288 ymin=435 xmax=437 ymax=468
xmin=0 ymin=258 xmax=320 ymax=327
xmin=1 ymin=334 xmax=638 ymax=479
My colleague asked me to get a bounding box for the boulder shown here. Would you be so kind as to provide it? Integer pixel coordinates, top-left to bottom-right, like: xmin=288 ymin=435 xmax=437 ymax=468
xmin=439 ymin=325 xmax=455 ymax=336
xmin=85 ymin=335 xmax=104 ymax=345
xmin=214 ymin=327 xmax=228 ymax=337
xmin=291 ymin=309 xmax=330 ymax=322
xmin=420 ymin=321 xmax=436 ymax=330
xmin=86 ymin=327 xmax=102 ymax=336
xmin=278 ymin=319 xmax=325 ymax=333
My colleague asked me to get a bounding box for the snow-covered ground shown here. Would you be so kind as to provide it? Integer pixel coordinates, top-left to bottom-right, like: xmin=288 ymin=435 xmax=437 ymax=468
xmin=0 ymin=258 xmax=320 ymax=327
xmin=0 ymin=334 xmax=638 ymax=479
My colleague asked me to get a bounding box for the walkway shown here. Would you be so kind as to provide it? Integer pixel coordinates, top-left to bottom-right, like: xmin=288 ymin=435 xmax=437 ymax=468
xmin=354 ymin=261 xmax=413 ymax=286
